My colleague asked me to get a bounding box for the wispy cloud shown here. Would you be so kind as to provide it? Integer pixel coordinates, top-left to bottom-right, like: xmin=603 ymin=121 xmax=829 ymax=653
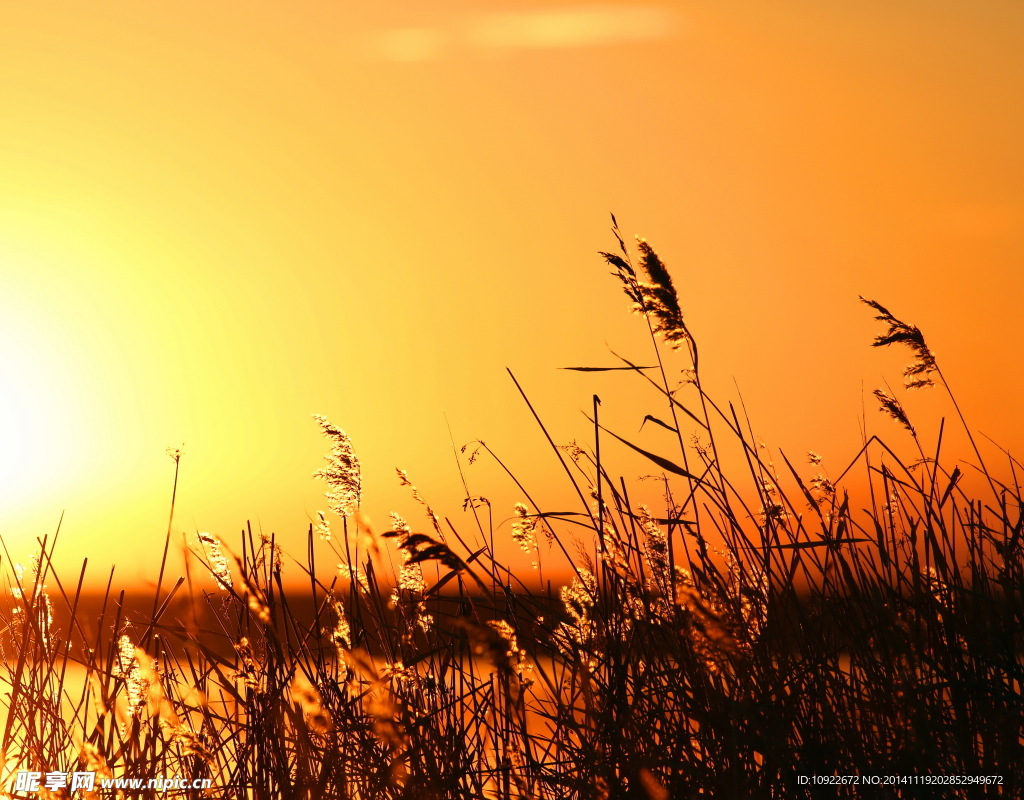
xmin=359 ymin=5 xmax=679 ymax=63
xmin=466 ymin=6 xmax=677 ymax=51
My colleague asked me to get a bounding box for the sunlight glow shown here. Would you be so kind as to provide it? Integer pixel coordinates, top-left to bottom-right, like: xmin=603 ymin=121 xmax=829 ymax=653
xmin=0 ymin=311 xmax=77 ymax=514
xmin=0 ymin=0 xmax=1019 ymax=581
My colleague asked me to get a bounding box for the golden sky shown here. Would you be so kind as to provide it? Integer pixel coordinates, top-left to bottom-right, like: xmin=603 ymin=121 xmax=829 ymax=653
xmin=0 ymin=1 xmax=1021 ymax=584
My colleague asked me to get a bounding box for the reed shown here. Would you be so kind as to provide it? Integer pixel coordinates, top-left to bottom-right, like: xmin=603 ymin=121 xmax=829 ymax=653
xmin=1 ymin=220 xmax=1020 ymax=798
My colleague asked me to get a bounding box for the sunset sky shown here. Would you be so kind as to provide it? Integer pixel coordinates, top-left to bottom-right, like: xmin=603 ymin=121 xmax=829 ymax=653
xmin=0 ymin=1 xmax=1021 ymax=585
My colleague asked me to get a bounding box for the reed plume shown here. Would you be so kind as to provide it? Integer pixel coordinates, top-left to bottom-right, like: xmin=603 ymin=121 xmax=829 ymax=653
xmin=602 ymin=221 xmax=689 ymax=349
xmin=873 ymin=387 xmax=916 ymax=435
xmin=312 ymin=413 xmax=362 ymax=517
xmin=860 ymin=296 xmax=937 ymax=388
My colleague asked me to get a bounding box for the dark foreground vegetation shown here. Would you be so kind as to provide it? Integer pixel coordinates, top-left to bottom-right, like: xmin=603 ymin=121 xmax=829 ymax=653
xmin=2 ymin=221 xmax=1021 ymax=798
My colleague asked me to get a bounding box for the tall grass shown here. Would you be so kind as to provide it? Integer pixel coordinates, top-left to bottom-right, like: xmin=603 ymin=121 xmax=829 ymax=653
xmin=1 ymin=222 xmax=1021 ymax=798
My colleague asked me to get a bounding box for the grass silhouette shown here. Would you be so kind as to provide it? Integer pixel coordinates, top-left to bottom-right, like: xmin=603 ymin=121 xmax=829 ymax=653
xmin=1 ymin=220 xmax=1020 ymax=798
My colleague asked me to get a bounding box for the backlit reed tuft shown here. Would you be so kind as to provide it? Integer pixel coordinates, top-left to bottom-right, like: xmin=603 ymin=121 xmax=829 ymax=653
xmin=197 ymin=531 xmax=232 ymax=590
xmin=873 ymin=387 xmax=916 ymax=435
xmin=602 ymin=220 xmax=689 ymax=350
xmin=312 ymin=413 xmax=362 ymax=516
xmin=860 ymin=296 xmax=937 ymax=388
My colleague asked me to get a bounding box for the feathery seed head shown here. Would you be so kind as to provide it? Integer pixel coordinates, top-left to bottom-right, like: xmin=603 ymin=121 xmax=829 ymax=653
xmin=392 ymin=525 xmax=427 ymax=594
xmin=197 ymin=532 xmax=232 ymax=590
xmin=636 ymin=238 xmax=689 ymax=349
xmin=389 ymin=511 xmax=411 ymax=535
xmin=313 ymin=414 xmax=361 ymax=517
xmin=511 ymin=503 xmax=540 ymax=563
xmin=116 ymin=632 xmax=148 ymax=720
xmin=557 ymin=569 xmax=597 ymax=647
xmin=809 ymin=474 xmax=836 ymax=496
xmin=315 ymin=510 xmax=332 ymax=541
xmin=331 ymin=597 xmax=352 ymax=652
xmin=603 ymin=234 xmax=689 ymax=349
xmin=233 ymin=637 xmax=260 ymax=690
xmin=873 ymin=388 xmax=916 ymax=435
xmin=338 ymin=563 xmax=370 ymax=594
xmin=860 ymin=297 xmax=937 ymax=389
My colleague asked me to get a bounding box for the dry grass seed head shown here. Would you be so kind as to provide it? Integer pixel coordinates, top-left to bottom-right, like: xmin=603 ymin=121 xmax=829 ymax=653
xmin=233 ymin=636 xmax=260 ymax=690
xmin=873 ymin=388 xmax=916 ymax=435
xmin=860 ymin=297 xmax=937 ymax=389
xmin=390 ymin=513 xmax=427 ymax=595
xmin=556 ymin=569 xmax=598 ymax=656
xmin=114 ymin=631 xmax=149 ymax=723
xmin=331 ymin=597 xmax=352 ymax=652
xmin=488 ymin=619 xmax=534 ymax=685
xmin=10 ymin=560 xmax=55 ymax=646
xmin=396 ymin=468 xmax=444 ymax=536
xmin=338 ymin=562 xmax=370 ymax=594
xmin=315 ymin=510 xmax=332 ymax=540
xmin=252 ymin=531 xmax=282 ymax=574
xmin=602 ymin=235 xmax=688 ymax=349
xmin=312 ymin=414 xmax=362 ymax=517
xmin=511 ymin=503 xmax=540 ymax=567
xmin=196 ymin=532 xmax=232 ymax=590
xmin=635 ymin=237 xmax=689 ymax=349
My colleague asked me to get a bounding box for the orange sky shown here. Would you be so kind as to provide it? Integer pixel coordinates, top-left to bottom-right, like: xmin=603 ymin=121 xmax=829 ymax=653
xmin=0 ymin=1 xmax=1021 ymax=586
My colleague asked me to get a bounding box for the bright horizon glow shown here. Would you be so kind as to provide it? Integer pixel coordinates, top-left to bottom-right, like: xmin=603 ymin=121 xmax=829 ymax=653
xmin=0 ymin=304 xmax=72 ymax=512
xmin=0 ymin=1 xmax=1021 ymax=584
